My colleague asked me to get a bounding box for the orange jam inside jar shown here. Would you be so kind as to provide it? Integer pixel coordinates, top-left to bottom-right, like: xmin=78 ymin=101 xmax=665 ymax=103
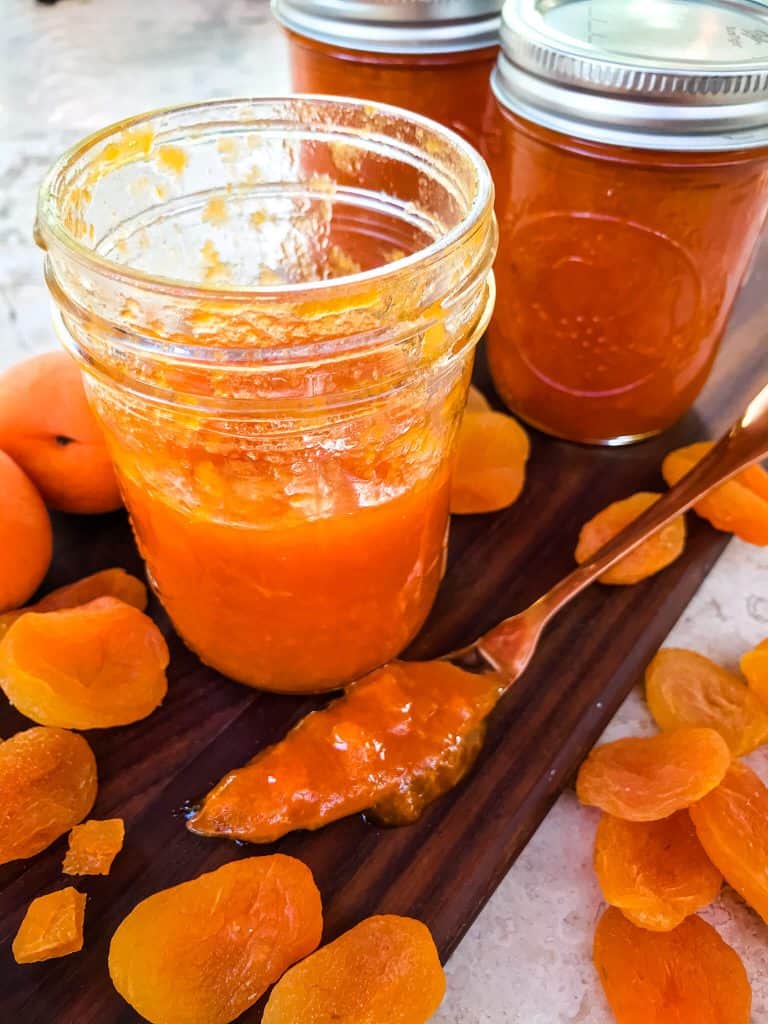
xmin=37 ymin=98 xmax=496 ymax=693
xmin=272 ymin=0 xmax=502 ymax=151
xmin=486 ymin=0 xmax=768 ymax=445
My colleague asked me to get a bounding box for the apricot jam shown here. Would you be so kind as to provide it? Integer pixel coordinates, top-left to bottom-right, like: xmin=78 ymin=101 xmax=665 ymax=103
xmin=37 ymin=98 xmax=496 ymax=693
xmin=273 ymin=1 xmax=502 ymax=150
xmin=488 ymin=0 xmax=768 ymax=444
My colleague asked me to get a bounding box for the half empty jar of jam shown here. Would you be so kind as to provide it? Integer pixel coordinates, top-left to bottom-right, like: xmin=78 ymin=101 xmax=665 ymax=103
xmin=36 ymin=97 xmax=496 ymax=694
xmin=272 ymin=0 xmax=502 ymax=151
xmin=487 ymin=0 xmax=768 ymax=445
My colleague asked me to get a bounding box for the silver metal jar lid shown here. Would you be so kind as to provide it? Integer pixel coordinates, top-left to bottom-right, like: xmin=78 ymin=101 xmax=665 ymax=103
xmin=272 ymin=0 xmax=503 ymax=54
xmin=493 ymin=0 xmax=768 ymax=151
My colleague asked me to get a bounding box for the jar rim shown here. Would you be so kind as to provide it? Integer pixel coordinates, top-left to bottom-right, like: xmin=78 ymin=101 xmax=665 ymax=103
xmin=36 ymin=95 xmax=494 ymax=303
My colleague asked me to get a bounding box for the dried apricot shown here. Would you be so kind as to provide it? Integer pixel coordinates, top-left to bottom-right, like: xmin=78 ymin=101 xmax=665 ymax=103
xmin=576 ymin=728 xmax=730 ymax=821
xmin=0 ymin=350 xmax=122 ymax=514
xmin=0 ymin=727 xmax=97 ymax=865
xmin=593 ymin=907 xmax=751 ymax=1024
xmin=575 ymin=492 xmax=686 ymax=585
xmin=450 ymin=410 xmax=530 ymax=515
xmin=740 ymin=637 xmax=768 ymax=705
xmin=0 ymin=596 xmax=169 ymax=729
xmin=12 ymin=887 xmax=87 ymax=964
xmin=263 ymin=915 xmax=446 ymax=1024
xmin=662 ymin=442 xmax=768 ymax=545
xmin=594 ymin=811 xmax=721 ymax=932
xmin=466 ymin=384 xmax=491 ymax=412
xmin=188 ymin=660 xmax=502 ymax=844
xmin=646 ymin=647 xmax=768 ymax=756
xmin=0 ymin=567 xmax=147 ymax=641
xmin=109 ymin=855 xmax=323 ymax=1024
xmin=63 ymin=818 xmax=125 ymax=876
xmin=690 ymin=761 xmax=768 ymax=925
xmin=0 ymin=451 xmax=52 ymax=613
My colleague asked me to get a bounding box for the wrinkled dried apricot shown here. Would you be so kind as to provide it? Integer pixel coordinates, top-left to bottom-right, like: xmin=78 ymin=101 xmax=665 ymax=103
xmin=646 ymin=647 xmax=768 ymax=756
xmin=0 ymin=727 xmax=97 ymax=865
xmin=0 ymin=567 xmax=147 ymax=641
xmin=109 ymin=856 xmax=323 ymax=1024
xmin=0 ymin=450 xmax=52 ymax=613
xmin=63 ymin=818 xmax=125 ymax=876
xmin=0 ymin=351 xmax=122 ymax=514
xmin=593 ymin=907 xmax=751 ymax=1024
xmin=0 ymin=596 xmax=169 ymax=729
xmin=662 ymin=443 xmax=768 ymax=545
xmin=691 ymin=761 xmax=768 ymax=925
xmin=466 ymin=384 xmax=491 ymax=412
xmin=576 ymin=728 xmax=730 ymax=821
xmin=450 ymin=410 xmax=530 ymax=515
xmin=12 ymin=887 xmax=87 ymax=964
xmin=263 ymin=915 xmax=446 ymax=1024
xmin=741 ymin=637 xmax=768 ymax=705
xmin=188 ymin=660 xmax=502 ymax=844
xmin=575 ymin=492 xmax=686 ymax=585
xmin=594 ymin=811 xmax=721 ymax=932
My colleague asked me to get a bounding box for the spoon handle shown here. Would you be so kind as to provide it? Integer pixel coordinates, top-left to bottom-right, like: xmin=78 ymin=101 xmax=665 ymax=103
xmin=538 ymin=380 xmax=768 ymax=624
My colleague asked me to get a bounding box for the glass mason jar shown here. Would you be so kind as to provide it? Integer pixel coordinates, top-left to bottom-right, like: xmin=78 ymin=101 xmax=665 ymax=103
xmin=36 ymin=97 xmax=496 ymax=694
xmin=272 ymin=0 xmax=502 ymax=152
xmin=486 ymin=0 xmax=768 ymax=445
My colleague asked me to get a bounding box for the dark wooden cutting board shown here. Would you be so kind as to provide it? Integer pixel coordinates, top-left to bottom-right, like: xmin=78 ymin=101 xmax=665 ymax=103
xmin=1 ymin=247 xmax=767 ymax=1023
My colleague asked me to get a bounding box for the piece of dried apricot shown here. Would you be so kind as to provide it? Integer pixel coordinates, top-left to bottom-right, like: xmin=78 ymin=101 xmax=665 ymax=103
xmin=576 ymin=728 xmax=730 ymax=821
xmin=188 ymin=660 xmax=503 ymax=844
xmin=63 ymin=818 xmax=125 ymax=876
xmin=450 ymin=410 xmax=530 ymax=515
xmin=0 ymin=450 xmax=52 ymax=613
xmin=263 ymin=915 xmax=446 ymax=1024
xmin=593 ymin=907 xmax=751 ymax=1024
xmin=12 ymin=887 xmax=87 ymax=964
xmin=646 ymin=647 xmax=768 ymax=756
xmin=594 ymin=811 xmax=721 ymax=932
xmin=0 ymin=727 xmax=97 ymax=865
xmin=0 ymin=596 xmax=168 ymax=729
xmin=0 ymin=567 xmax=147 ymax=641
xmin=109 ymin=855 xmax=323 ymax=1024
xmin=690 ymin=761 xmax=768 ymax=925
xmin=575 ymin=492 xmax=686 ymax=585
xmin=740 ymin=637 xmax=768 ymax=705
xmin=0 ymin=351 xmax=122 ymax=514
xmin=662 ymin=443 xmax=768 ymax=545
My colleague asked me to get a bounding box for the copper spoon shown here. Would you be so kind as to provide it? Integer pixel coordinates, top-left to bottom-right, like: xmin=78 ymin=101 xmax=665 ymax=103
xmin=445 ymin=382 xmax=768 ymax=685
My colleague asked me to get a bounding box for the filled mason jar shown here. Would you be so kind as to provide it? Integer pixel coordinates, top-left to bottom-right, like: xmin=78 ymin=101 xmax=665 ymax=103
xmin=486 ymin=0 xmax=768 ymax=445
xmin=272 ymin=0 xmax=502 ymax=152
xmin=36 ymin=98 xmax=496 ymax=693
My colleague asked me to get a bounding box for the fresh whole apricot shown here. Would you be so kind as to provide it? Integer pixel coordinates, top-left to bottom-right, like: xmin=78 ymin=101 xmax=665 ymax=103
xmin=0 ymin=350 xmax=122 ymax=513
xmin=593 ymin=907 xmax=751 ymax=1024
xmin=0 ymin=596 xmax=169 ymax=729
xmin=450 ymin=410 xmax=530 ymax=515
xmin=575 ymin=492 xmax=686 ymax=585
xmin=109 ymin=855 xmax=323 ymax=1024
xmin=662 ymin=443 xmax=768 ymax=545
xmin=0 ymin=451 xmax=52 ymax=612
xmin=0 ymin=726 xmax=98 ymax=865
xmin=263 ymin=915 xmax=446 ymax=1024
xmin=0 ymin=567 xmax=147 ymax=641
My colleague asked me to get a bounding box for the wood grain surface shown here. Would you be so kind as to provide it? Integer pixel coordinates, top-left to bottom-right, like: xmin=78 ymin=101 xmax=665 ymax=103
xmin=1 ymin=248 xmax=767 ymax=1022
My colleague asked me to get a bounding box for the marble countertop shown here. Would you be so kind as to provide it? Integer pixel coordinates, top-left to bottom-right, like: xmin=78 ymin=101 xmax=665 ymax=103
xmin=2 ymin=2 xmax=767 ymax=1020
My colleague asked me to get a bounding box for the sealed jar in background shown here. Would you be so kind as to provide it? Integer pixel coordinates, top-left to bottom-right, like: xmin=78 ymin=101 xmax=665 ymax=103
xmin=272 ymin=0 xmax=502 ymax=152
xmin=487 ymin=0 xmax=768 ymax=445
xmin=36 ymin=97 xmax=496 ymax=694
